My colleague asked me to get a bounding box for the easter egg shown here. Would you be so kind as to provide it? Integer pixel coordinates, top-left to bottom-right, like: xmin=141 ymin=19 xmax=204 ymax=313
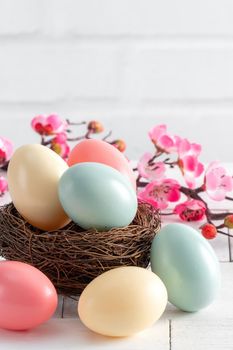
xmin=78 ymin=266 xmax=167 ymax=337
xmin=7 ymin=144 xmax=71 ymax=231
xmin=58 ymin=162 xmax=138 ymax=230
xmin=67 ymin=139 xmax=136 ymax=190
xmin=0 ymin=261 xmax=58 ymax=330
xmin=150 ymin=223 xmax=221 ymax=312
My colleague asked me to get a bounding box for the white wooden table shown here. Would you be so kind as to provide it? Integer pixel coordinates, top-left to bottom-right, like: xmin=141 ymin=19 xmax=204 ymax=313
xmin=1 ymin=169 xmax=233 ymax=350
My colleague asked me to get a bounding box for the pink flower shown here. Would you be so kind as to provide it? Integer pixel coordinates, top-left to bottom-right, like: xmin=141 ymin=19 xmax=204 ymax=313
xmin=0 ymin=176 xmax=8 ymax=195
xmin=148 ymin=124 xmax=181 ymax=153
xmin=138 ymin=178 xmax=181 ymax=210
xmin=50 ymin=133 xmax=70 ymax=160
xmin=31 ymin=114 xmax=67 ymax=136
xmin=174 ymin=199 xmax=206 ymax=221
xmin=0 ymin=137 xmax=13 ymax=165
xmin=137 ymin=152 xmax=166 ymax=181
xmin=177 ymin=139 xmax=204 ymax=188
xmin=204 ymin=161 xmax=233 ymax=201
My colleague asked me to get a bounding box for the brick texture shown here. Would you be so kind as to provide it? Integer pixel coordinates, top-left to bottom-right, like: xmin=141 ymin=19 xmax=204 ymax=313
xmin=0 ymin=0 xmax=233 ymax=160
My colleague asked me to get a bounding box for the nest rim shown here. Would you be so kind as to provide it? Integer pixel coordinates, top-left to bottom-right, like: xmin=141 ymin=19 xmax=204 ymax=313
xmin=0 ymin=202 xmax=160 ymax=296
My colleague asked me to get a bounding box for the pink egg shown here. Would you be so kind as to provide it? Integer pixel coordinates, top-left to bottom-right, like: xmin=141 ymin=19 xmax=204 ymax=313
xmin=67 ymin=139 xmax=136 ymax=190
xmin=0 ymin=261 xmax=58 ymax=330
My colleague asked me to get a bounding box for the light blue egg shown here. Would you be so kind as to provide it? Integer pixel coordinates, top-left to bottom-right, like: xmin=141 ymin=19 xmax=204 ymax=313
xmin=58 ymin=162 xmax=138 ymax=231
xmin=150 ymin=223 xmax=221 ymax=312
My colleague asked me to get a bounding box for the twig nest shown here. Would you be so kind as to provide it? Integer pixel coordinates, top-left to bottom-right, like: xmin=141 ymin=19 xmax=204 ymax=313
xmin=0 ymin=202 xmax=160 ymax=296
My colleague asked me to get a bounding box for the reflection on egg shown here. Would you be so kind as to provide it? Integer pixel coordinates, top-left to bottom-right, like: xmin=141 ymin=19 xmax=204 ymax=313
xmin=0 ymin=261 xmax=58 ymax=330
xmin=151 ymin=223 xmax=221 ymax=312
xmin=78 ymin=266 xmax=167 ymax=337
xmin=67 ymin=139 xmax=136 ymax=190
xmin=7 ymin=144 xmax=71 ymax=231
xmin=58 ymin=162 xmax=138 ymax=230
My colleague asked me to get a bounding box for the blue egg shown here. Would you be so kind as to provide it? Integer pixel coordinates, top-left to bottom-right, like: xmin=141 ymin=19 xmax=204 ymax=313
xmin=58 ymin=162 xmax=138 ymax=231
xmin=150 ymin=223 xmax=221 ymax=312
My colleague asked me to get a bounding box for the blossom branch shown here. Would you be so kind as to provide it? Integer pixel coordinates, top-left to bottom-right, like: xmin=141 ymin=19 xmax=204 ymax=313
xmin=136 ymin=124 xmax=233 ymax=239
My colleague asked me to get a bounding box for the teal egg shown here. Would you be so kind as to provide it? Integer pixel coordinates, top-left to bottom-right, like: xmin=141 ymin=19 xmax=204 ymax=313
xmin=58 ymin=162 xmax=138 ymax=231
xmin=150 ymin=223 xmax=221 ymax=312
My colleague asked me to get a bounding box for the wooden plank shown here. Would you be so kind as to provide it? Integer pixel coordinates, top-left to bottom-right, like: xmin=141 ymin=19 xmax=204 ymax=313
xmin=164 ymin=263 xmax=233 ymax=349
xmin=171 ymin=318 xmax=233 ymax=350
xmin=0 ymin=318 xmax=169 ymax=350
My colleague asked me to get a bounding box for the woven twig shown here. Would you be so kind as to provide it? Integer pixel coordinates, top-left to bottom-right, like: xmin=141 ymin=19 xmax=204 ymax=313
xmin=0 ymin=202 xmax=160 ymax=296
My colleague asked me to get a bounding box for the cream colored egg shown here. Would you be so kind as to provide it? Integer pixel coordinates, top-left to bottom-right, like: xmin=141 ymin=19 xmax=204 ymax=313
xmin=78 ymin=266 xmax=167 ymax=337
xmin=7 ymin=144 xmax=71 ymax=231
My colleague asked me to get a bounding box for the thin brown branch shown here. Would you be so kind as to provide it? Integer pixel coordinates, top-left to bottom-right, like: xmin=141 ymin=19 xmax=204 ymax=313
xmin=66 ymin=119 xmax=86 ymax=126
xmin=148 ymin=152 xmax=163 ymax=165
xmin=217 ymin=230 xmax=233 ymax=238
xmin=161 ymin=212 xmax=174 ymax=216
xmin=67 ymin=135 xmax=86 ymax=142
xmin=102 ymin=130 xmax=112 ymax=141
xmin=0 ymin=160 xmax=9 ymax=171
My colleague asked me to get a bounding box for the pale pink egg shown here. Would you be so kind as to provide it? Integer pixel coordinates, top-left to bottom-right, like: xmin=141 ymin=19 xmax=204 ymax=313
xmin=67 ymin=139 xmax=136 ymax=190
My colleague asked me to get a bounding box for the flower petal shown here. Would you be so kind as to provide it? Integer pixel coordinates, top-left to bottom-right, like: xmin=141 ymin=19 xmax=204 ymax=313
xmin=195 ymin=162 xmax=205 ymax=177
xmin=148 ymin=125 xmax=167 ymax=142
xmin=221 ymin=175 xmax=233 ymax=192
xmin=0 ymin=137 xmax=13 ymax=161
xmin=31 ymin=115 xmax=46 ymax=129
xmin=207 ymin=188 xmax=226 ymax=201
xmin=158 ymin=134 xmax=174 ymax=151
xmin=178 ymin=139 xmax=191 ymax=156
xmin=182 ymin=155 xmax=197 ymax=172
xmin=191 ymin=143 xmax=202 ymax=157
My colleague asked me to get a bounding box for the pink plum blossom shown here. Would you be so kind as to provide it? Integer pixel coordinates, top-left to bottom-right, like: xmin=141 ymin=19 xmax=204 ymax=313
xmin=177 ymin=138 xmax=204 ymax=189
xmin=50 ymin=133 xmax=70 ymax=160
xmin=148 ymin=124 xmax=181 ymax=153
xmin=138 ymin=178 xmax=181 ymax=210
xmin=174 ymin=199 xmax=206 ymax=221
xmin=0 ymin=137 xmax=13 ymax=165
xmin=137 ymin=152 xmax=166 ymax=181
xmin=0 ymin=176 xmax=8 ymax=195
xmin=204 ymin=161 xmax=233 ymax=201
xmin=31 ymin=114 xmax=67 ymax=136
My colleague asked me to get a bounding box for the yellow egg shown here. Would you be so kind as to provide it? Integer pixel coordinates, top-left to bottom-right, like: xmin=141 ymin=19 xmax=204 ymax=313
xmin=78 ymin=266 xmax=167 ymax=337
xmin=7 ymin=144 xmax=71 ymax=231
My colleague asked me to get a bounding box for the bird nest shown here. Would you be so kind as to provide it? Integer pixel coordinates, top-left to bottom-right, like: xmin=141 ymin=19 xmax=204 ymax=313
xmin=0 ymin=202 xmax=160 ymax=296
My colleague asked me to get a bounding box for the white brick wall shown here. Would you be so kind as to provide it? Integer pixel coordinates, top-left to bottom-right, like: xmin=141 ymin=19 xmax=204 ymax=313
xmin=0 ymin=0 xmax=40 ymax=34
xmin=0 ymin=0 xmax=233 ymax=161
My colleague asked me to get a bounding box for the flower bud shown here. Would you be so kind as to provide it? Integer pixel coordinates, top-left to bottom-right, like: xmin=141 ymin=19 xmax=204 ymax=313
xmin=224 ymin=215 xmax=233 ymax=229
xmin=201 ymin=223 xmax=217 ymax=239
xmin=111 ymin=139 xmax=126 ymax=152
xmin=87 ymin=121 xmax=104 ymax=134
